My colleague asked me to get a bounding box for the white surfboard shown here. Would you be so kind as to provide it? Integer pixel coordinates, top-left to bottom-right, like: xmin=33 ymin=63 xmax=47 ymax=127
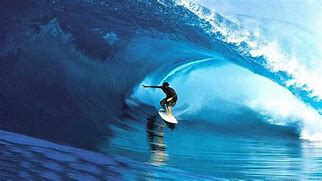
xmin=158 ymin=110 xmax=178 ymax=124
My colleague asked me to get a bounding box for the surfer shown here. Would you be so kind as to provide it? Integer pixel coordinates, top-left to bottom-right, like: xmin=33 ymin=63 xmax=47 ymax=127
xmin=142 ymin=82 xmax=177 ymax=116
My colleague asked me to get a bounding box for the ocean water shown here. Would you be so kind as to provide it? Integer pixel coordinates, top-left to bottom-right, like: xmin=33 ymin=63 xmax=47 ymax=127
xmin=1 ymin=0 xmax=322 ymax=180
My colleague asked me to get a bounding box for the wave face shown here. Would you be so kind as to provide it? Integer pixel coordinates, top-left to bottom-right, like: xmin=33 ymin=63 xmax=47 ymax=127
xmin=1 ymin=0 xmax=322 ymax=179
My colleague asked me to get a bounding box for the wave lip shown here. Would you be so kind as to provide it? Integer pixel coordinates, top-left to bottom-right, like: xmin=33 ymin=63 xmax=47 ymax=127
xmin=176 ymin=0 xmax=322 ymax=109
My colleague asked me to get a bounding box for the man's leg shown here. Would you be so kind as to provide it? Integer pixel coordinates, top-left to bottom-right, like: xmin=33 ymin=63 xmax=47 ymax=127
xmin=160 ymin=98 xmax=167 ymax=111
xmin=167 ymin=105 xmax=172 ymax=116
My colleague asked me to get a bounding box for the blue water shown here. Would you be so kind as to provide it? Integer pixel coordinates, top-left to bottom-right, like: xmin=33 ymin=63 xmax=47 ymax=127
xmin=1 ymin=0 xmax=322 ymax=180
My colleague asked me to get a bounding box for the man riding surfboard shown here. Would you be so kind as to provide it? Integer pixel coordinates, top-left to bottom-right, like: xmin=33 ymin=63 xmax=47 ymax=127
xmin=142 ymin=82 xmax=177 ymax=116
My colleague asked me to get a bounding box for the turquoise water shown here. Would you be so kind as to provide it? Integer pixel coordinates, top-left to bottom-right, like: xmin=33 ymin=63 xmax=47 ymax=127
xmin=1 ymin=0 xmax=322 ymax=180
xmin=104 ymin=115 xmax=322 ymax=180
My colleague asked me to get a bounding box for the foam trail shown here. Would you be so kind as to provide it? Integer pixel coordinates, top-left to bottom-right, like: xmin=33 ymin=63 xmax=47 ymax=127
xmin=135 ymin=62 xmax=322 ymax=142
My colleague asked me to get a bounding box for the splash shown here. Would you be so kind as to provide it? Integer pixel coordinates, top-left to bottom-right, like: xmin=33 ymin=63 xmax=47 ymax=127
xmin=135 ymin=61 xmax=322 ymax=142
xmin=176 ymin=0 xmax=322 ymax=103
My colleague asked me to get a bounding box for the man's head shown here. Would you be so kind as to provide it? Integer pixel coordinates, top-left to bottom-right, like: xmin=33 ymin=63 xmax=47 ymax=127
xmin=162 ymin=82 xmax=169 ymax=87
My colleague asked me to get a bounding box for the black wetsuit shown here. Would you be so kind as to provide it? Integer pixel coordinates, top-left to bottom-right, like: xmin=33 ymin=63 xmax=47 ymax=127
xmin=161 ymin=86 xmax=177 ymax=103
xmin=159 ymin=86 xmax=177 ymax=109
xmin=145 ymin=85 xmax=177 ymax=109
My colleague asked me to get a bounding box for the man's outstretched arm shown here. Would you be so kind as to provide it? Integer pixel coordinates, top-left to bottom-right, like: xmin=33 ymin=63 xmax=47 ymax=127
xmin=142 ymin=85 xmax=162 ymax=88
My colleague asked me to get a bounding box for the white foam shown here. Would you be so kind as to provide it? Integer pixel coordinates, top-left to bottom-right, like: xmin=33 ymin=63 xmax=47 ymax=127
xmin=163 ymin=62 xmax=322 ymax=142
xmin=175 ymin=0 xmax=322 ymax=101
